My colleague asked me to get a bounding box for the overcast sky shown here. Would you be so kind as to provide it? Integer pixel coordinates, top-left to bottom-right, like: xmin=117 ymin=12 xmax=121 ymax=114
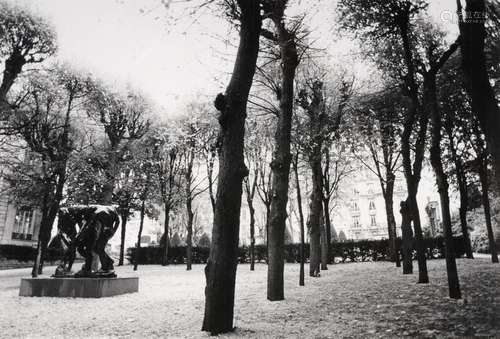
xmin=7 ymin=0 xmax=459 ymax=118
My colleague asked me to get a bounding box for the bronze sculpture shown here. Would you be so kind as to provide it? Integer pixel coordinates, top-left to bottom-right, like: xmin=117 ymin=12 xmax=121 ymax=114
xmin=54 ymin=205 xmax=120 ymax=278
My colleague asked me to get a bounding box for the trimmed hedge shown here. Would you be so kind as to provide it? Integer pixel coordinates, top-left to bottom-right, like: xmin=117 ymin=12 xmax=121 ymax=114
xmin=0 ymin=244 xmax=64 ymax=262
xmin=128 ymin=236 xmax=467 ymax=265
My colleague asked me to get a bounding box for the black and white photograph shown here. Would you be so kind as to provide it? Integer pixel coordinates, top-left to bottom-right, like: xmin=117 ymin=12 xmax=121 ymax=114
xmin=0 ymin=0 xmax=499 ymax=337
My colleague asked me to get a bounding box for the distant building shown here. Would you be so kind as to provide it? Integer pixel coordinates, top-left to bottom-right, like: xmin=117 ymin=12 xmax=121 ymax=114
xmin=331 ymin=167 xmax=447 ymax=241
xmin=0 ymin=148 xmax=42 ymax=248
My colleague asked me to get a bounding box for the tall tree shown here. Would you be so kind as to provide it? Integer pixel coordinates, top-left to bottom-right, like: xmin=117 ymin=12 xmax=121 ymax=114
xmin=320 ymin=76 xmax=353 ymax=268
xmin=353 ymin=86 xmax=403 ymax=267
xmin=180 ymin=113 xmax=210 ymax=271
xmin=132 ymin=139 xmax=158 ymax=271
xmin=202 ymin=0 xmax=262 ymax=334
xmin=338 ymin=0 xmax=430 ymax=283
xmin=420 ymin=23 xmax=462 ymax=298
xmin=5 ymin=67 xmax=86 ymax=276
xmin=457 ymin=0 xmax=500 ymax=194
xmin=440 ymin=56 xmax=475 ymax=260
xmin=291 ymin=149 xmax=306 ymax=285
xmin=244 ymin=118 xmax=261 ymax=271
xmin=86 ymin=85 xmax=150 ymax=265
xmin=298 ymin=79 xmax=326 ymax=277
xmin=260 ymin=0 xmax=300 ymax=301
xmin=86 ymin=84 xmax=150 ymax=205
xmin=322 ymin=141 xmax=353 ymax=264
xmin=469 ymin=121 xmax=499 ymax=263
xmin=152 ymin=125 xmax=183 ymax=266
xmin=0 ymin=1 xmax=56 ymax=108
xmin=254 ymin=124 xmax=274 ymax=249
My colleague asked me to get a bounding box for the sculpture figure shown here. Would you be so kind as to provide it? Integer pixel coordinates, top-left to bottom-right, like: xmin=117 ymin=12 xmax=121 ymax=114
xmin=54 ymin=205 xmax=120 ymax=278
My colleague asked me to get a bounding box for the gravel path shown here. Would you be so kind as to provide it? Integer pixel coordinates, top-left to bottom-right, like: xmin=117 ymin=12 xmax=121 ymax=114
xmin=0 ymin=258 xmax=499 ymax=338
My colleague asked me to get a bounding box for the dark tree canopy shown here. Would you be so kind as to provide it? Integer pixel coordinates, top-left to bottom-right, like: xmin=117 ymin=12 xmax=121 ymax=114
xmin=0 ymin=1 xmax=57 ymax=102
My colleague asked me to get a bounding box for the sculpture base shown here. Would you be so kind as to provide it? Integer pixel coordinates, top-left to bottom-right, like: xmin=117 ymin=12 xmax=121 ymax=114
xmin=19 ymin=277 xmax=138 ymax=298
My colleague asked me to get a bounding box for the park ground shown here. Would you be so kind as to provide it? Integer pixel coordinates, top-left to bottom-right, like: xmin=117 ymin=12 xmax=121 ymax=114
xmin=0 ymin=258 xmax=499 ymax=338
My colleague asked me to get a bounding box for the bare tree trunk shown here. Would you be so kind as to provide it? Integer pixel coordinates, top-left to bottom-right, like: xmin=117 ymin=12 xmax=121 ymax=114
xmin=186 ymin=200 xmax=194 ymax=271
xmin=399 ymin=16 xmax=429 ymax=284
xmin=265 ymin=203 xmax=270 ymax=261
xmin=479 ymin=165 xmax=499 ymax=263
xmin=32 ymin=186 xmax=49 ymax=278
xmin=118 ymin=210 xmax=128 ymax=266
xmin=207 ymin=153 xmax=217 ymax=216
xmin=458 ymin=0 xmax=500 ymax=194
xmin=457 ymin=175 xmax=473 ymax=259
xmin=244 ymin=174 xmax=257 ymax=271
xmin=249 ymin=203 xmax=256 ymax=271
xmin=202 ymin=1 xmax=261 ymax=334
xmin=134 ymin=199 xmax=146 ymax=271
xmin=428 ymin=73 xmax=461 ymax=299
xmin=400 ymin=200 xmax=413 ymax=274
xmin=102 ymin=149 xmax=119 ymax=205
xmin=408 ymin=192 xmax=428 ymax=283
xmin=162 ymin=205 xmax=170 ymax=266
xmin=323 ymin=198 xmax=333 ymax=263
xmin=32 ymin=165 xmax=67 ymax=277
xmin=267 ymin=5 xmax=298 ymax=300
xmin=447 ymin=125 xmax=474 ymax=259
xmin=309 ymin=156 xmax=322 ymax=277
xmin=0 ymin=52 xmax=25 ymax=103
xmin=320 ymin=212 xmax=328 ymax=270
xmin=33 ymin=185 xmax=50 ymax=278
xmin=293 ymin=153 xmax=305 ymax=286
xmin=384 ymin=189 xmax=400 ymax=267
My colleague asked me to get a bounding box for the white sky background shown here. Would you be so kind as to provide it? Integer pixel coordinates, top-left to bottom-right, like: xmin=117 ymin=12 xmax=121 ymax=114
xmin=8 ymin=0 xmax=460 ymax=119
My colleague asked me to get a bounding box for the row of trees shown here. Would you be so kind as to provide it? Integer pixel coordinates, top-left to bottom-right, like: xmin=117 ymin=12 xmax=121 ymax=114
xmin=1 ymin=0 xmax=500 ymax=335
xmin=197 ymin=0 xmax=500 ymax=334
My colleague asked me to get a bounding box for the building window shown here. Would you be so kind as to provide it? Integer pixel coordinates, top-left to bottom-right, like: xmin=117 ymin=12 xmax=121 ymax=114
xmin=352 ymin=216 xmax=361 ymax=228
xmin=11 ymin=207 xmax=34 ymax=240
xmin=353 ymin=187 xmax=360 ymax=195
xmin=369 ymin=200 xmax=376 ymax=211
xmin=350 ymin=201 xmax=360 ymax=214
xmin=370 ymin=215 xmax=377 ymax=227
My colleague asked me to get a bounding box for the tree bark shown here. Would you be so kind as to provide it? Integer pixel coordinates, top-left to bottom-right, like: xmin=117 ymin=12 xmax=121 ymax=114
xmin=102 ymin=148 xmax=118 ymax=205
xmin=162 ymin=205 xmax=170 ymax=266
xmin=458 ymin=0 xmax=500 ymax=194
xmin=202 ymin=1 xmax=261 ymax=334
xmin=244 ymin=175 xmax=257 ymax=271
xmin=265 ymin=202 xmax=270 ymax=260
xmin=320 ymin=212 xmax=328 ymax=270
xmin=32 ymin=163 xmax=67 ymax=277
xmin=118 ymin=209 xmax=128 ymax=266
xmin=32 ymin=187 xmax=50 ymax=278
xmin=207 ymin=152 xmax=217 ymax=216
xmin=186 ymin=200 xmax=194 ymax=271
xmin=384 ymin=188 xmax=400 ymax=267
xmin=0 ymin=52 xmax=25 ymax=104
xmin=479 ymin=165 xmax=499 ymax=263
xmin=293 ymin=153 xmax=305 ymax=286
xmin=134 ymin=199 xmax=146 ymax=271
xmin=267 ymin=5 xmax=298 ymax=301
xmin=445 ymin=121 xmax=474 ymax=259
xmin=323 ymin=198 xmax=333 ymax=263
xmin=308 ymin=155 xmax=322 ymax=277
xmin=457 ymin=177 xmax=473 ymax=259
xmin=398 ymin=15 xmax=429 ymax=284
xmin=249 ymin=201 xmax=256 ymax=271
xmin=185 ymin=141 xmax=195 ymax=272
xmin=400 ymin=200 xmax=413 ymax=275
xmin=427 ymin=73 xmax=461 ymax=299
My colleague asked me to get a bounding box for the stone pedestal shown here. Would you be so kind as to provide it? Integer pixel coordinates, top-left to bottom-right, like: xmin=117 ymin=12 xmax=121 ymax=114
xmin=19 ymin=277 xmax=138 ymax=298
